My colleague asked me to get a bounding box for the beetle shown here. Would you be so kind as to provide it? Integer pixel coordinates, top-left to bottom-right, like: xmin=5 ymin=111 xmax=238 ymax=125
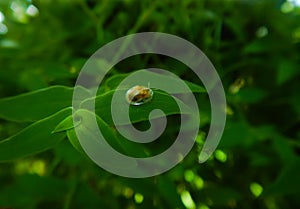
xmin=125 ymin=85 xmax=153 ymax=105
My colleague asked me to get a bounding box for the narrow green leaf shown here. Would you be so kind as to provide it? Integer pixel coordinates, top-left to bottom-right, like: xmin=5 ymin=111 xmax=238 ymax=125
xmin=243 ymin=38 xmax=279 ymax=54
xmin=53 ymin=140 xmax=86 ymax=166
xmin=52 ymin=115 xmax=81 ymax=133
xmin=67 ymin=128 xmax=85 ymax=154
xmin=67 ymin=110 xmax=164 ymax=158
xmin=67 ymin=119 xmax=147 ymax=157
xmin=0 ymin=85 xmax=89 ymax=122
xmin=66 ymin=109 xmax=138 ymax=170
xmin=0 ymin=107 xmax=72 ymax=162
xmin=80 ymin=90 xmax=193 ymax=126
xmin=105 ymin=71 xmax=206 ymax=93
xmin=67 ymin=109 xmax=146 ymax=157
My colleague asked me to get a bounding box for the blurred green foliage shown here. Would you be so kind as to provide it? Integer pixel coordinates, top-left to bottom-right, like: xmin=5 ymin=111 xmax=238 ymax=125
xmin=0 ymin=0 xmax=300 ymax=209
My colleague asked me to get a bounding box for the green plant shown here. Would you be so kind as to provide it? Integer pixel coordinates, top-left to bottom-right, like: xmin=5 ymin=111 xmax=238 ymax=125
xmin=0 ymin=0 xmax=300 ymax=209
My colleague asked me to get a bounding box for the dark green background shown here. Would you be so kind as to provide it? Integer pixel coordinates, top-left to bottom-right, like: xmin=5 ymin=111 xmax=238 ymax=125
xmin=0 ymin=0 xmax=300 ymax=208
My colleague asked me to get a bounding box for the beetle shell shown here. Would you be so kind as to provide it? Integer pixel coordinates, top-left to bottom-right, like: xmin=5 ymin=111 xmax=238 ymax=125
xmin=125 ymin=85 xmax=153 ymax=105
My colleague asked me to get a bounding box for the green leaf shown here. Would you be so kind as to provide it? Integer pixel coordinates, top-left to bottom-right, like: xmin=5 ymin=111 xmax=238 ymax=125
xmin=65 ymin=109 xmax=138 ymax=169
xmin=67 ymin=108 xmax=147 ymax=157
xmin=218 ymin=122 xmax=252 ymax=148
xmin=0 ymin=107 xmax=72 ymax=162
xmin=277 ymin=59 xmax=298 ymax=85
xmin=52 ymin=115 xmax=81 ymax=133
xmin=0 ymin=174 xmax=71 ymax=208
xmin=263 ymin=157 xmax=300 ymax=196
xmin=105 ymin=71 xmax=206 ymax=93
xmin=272 ymin=135 xmax=296 ymax=164
xmin=229 ymin=87 xmax=266 ymax=104
xmin=0 ymin=85 xmax=89 ymax=122
xmin=71 ymin=182 xmax=108 ymax=209
xmin=219 ymin=122 xmax=270 ymax=148
xmin=243 ymin=38 xmax=281 ymax=54
xmin=67 ymin=108 xmax=172 ymax=158
xmin=157 ymin=176 xmax=185 ymax=209
xmin=80 ymin=90 xmax=193 ymax=126
xmin=54 ymin=140 xmax=86 ymax=166
xmin=67 ymin=128 xmax=86 ymax=154
xmin=204 ymin=185 xmax=242 ymax=206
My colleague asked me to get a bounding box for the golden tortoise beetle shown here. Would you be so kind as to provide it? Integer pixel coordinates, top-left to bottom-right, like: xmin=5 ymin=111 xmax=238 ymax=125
xmin=125 ymin=85 xmax=153 ymax=105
